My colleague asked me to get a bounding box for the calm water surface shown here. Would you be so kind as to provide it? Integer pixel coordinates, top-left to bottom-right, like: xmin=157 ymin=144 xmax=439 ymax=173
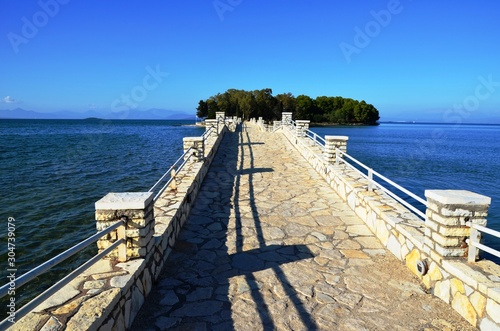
xmin=0 ymin=119 xmax=204 ymax=305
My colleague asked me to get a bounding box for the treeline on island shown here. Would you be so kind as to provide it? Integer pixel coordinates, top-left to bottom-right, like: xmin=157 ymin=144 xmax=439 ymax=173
xmin=196 ymin=88 xmax=380 ymax=125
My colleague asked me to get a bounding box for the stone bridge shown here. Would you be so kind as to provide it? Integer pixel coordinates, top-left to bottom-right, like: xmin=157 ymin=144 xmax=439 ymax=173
xmin=11 ymin=116 xmax=500 ymax=331
xmin=130 ymin=122 xmax=479 ymax=330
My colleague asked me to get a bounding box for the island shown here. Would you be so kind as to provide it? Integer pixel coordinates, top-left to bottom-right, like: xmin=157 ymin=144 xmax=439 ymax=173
xmin=196 ymin=88 xmax=380 ymax=125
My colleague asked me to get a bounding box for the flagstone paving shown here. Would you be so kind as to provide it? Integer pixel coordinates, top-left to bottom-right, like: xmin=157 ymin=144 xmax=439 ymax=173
xmin=131 ymin=123 xmax=476 ymax=330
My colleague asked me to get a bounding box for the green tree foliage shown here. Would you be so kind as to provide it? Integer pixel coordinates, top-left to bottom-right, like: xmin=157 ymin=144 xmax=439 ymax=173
xmin=197 ymin=89 xmax=380 ymax=125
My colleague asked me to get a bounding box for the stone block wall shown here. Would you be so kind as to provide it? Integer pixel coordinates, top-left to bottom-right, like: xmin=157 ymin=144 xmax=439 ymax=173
xmin=280 ymin=124 xmax=500 ymax=330
xmin=95 ymin=192 xmax=155 ymax=259
xmin=12 ymin=118 xmax=238 ymax=331
xmin=295 ymin=120 xmax=310 ymax=137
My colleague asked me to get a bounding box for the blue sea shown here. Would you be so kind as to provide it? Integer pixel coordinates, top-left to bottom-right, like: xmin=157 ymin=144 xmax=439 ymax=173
xmin=311 ymin=123 xmax=500 ymax=260
xmin=0 ymin=119 xmax=205 ymax=306
xmin=0 ymin=120 xmax=499 ymax=308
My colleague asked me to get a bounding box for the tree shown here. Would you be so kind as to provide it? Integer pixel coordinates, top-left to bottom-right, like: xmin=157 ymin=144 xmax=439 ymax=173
xmin=196 ymin=100 xmax=208 ymax=118
xmin=206 ymin=98 xmax=219 ymax=119
xmin=295 ymin=95 xmax=315 ymax=120
xmin=196 ymin=88 xmax=379 ymax=124
xmin=276 ymin=93 xmax=296 ymax=114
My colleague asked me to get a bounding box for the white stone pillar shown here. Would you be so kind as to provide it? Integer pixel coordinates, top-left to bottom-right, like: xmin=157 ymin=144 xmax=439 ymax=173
xmin=216 ymin=112 xmax=225 ymax=133
xmin=183 ymin=137 xmax=204 ymax=162
xmin=295 ymin=120 xmax=310 ymax=137
xmin=282 ymin=112 xmax=293 ymax=126
xmin=324 ymin=136 xmax=348 ymax=164
xmin=95 ymin=192 xmax=154 ymax=260
xmin=205 ymin=119 xmax=218 ymax=137
xmin=424 ymin=190 xmax=490 ymax=261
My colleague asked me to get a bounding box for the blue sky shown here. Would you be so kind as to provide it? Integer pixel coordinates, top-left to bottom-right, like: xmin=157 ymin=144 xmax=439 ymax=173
xmin=1 ymin=0 xmax=499 ymax=122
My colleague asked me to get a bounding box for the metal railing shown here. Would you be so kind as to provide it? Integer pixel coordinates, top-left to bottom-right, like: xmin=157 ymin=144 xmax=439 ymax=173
xmin=271 ymin=123 xmax=283 ymax=132
xmin=202 ymin=126 xmax=214 ymax=139
xmin=281 ymin=121 xmax=326 ymax=152
xmin=304 ymin=129 xmax=326 ymax=150
xmin=281 ymin=121 xmax=426 ymax=218
xmin=0 ymin=125 xmax=220 ymax=327
xmin=334 ymin=148 xmax=427 ymax=220
xmin=279 ymin=118 xmax=500 ymax=263
xmin=149 ymin=126 xmax=215 ymax=202
xmin=0 ymin=220 xmax=126 ymax=328
xmin=148 ymin=147 xmax=194 ymax=202
xmin=466 ymin=222 xmax=500 ymax=262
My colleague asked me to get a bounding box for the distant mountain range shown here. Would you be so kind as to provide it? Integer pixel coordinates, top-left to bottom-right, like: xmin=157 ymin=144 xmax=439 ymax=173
xmin=0 ymin=108 xmax=195 ymax=120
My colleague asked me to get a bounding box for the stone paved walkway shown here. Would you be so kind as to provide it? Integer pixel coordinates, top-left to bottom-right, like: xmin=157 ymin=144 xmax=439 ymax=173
xmin=131 ymin=124 xmax=477 ymax=331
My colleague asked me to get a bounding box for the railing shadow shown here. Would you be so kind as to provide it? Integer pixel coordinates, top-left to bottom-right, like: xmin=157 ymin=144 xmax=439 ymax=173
xmin=131 ymin=123 xmax=318 ymax=330
xmin=233 ymin=125 xmax=318 ymax=330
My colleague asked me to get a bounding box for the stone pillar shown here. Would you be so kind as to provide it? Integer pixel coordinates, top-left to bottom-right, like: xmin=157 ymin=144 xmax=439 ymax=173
xmin=183 ymin=137 xmax=204 ymax=162
xmin=324 ymin=136 xmax=348 ymax=164
xmin=424 ymin=190 xmax=490 ymax=261
xmin=95 ymin=192 xmax=154 ymax=260
xmin=205 ymin=119 xmax=218 ymax=137
xmin=216 ymin=112 xmax=225 ymax=133
xmin=282 ymin=112 xmax=293 ymax=126
xmin=295 ymin=120 xmax=310 ymax=137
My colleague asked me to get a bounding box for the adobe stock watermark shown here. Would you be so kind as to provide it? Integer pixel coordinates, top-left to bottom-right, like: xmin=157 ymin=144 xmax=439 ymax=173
xmin=110 ymin=64 xmax=169 ymax=114
xmin=400 ymin=74 xmax=500 ymax=175
xmin=443 ymin=74 xmax=500 ymax=125
xmin=7 ymin=0 xmax=70 ymax=54
xmin=62 ymin=64 xmax=168 ymax=172
xmin=213 ymin=0 xmax=243 ymax=21
xmin=339 ymin=0 xmax=405 ymax=63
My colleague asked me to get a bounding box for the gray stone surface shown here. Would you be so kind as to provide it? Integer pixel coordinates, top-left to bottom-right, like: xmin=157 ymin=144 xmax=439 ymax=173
xmin=130 ymin=123 xmax=477 ymax=331
xmin=95 ymin=192 xmax=153 ymax=210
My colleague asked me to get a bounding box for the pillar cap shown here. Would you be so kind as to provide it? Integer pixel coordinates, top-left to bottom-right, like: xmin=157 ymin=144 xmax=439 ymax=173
xmin=183 ymin=137 xmax=204 ymax=142
xmin=425 ymin=190 xmax=491 ymax=206
xmin=325 ymin=135 xmax=349 ymax=141
xmin=96 ymin=192 xmax=153 ymax=210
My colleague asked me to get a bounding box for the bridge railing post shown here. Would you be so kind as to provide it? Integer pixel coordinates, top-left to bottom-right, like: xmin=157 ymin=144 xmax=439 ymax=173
xmin=216 ymin=112 xmax=225 ymax=134
xmin=281 ymin=112 xmax=293 ymax=128
xmin=324 ymin=136 xmax=348 ymax=165
xmin=95 ymin=192 xmax=155 ymax=260
xmin=295 ymin=120 xmax=310 ymax=137
xmin=424 ymin=190 xmax=490 ymax=262
xmin=205 ymin=119 xmax=218 ymax=137
xmin=183 ymin=137 xmax=204 ymax=162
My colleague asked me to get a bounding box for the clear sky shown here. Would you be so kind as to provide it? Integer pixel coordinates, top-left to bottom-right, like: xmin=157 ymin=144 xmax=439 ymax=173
xmin=1 ymin=0 xmax=499 ymax=122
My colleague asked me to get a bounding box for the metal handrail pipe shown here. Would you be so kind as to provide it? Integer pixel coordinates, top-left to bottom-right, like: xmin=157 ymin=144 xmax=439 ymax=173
xmin=202 ymin=127 xmax=214 ymax=139
xmin=340 ymin=150 xmax=370 ymax=170
xmin=153 ymin=152 xmax=193 ymax=202
xmin=148 ymin=149 xmax=191 ymax=193
xmin=271 ymin=125 xmax=283 ymax=133
xmin=0 ymin=221 xmax=124 ymax=299
xmin=371 ymin=170 xmax=428 ymax=206
xmin=466 ymin=240 xmax=500 ymax=260
xmin=305 ymin=130 xmax=326 ymax=147
xmin=372 ymin=182 xmax=427 ymax=219
xmin=468 ymin=223 xmax=500 ymax=239
xmin=0 ymin=239 xmax=124 ymax=329
xmin=337 ymin=149 xmax=427 ymax=207
xmin=335 ymin=160 xmax=426 ymax=219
